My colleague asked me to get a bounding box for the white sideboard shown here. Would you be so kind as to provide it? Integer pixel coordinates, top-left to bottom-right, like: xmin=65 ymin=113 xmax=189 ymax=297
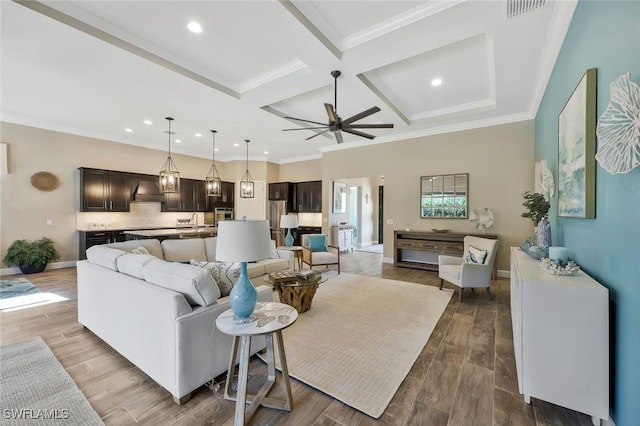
xmin=331 ymin=225 xmax=353 ymax=252
xmin=510 ymin=247 xmax=609 ymax=425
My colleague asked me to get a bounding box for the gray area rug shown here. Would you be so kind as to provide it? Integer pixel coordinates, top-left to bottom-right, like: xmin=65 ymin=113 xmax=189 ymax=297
xmin=0 ymin=337 xmax=104 ymax=425
xmin=267 ymin=273 xmax=454 ymax=418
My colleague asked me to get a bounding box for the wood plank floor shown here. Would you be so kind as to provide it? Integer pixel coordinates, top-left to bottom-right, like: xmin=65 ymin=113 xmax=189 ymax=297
xmin=0 ymin=251 xmax=593 ymax=425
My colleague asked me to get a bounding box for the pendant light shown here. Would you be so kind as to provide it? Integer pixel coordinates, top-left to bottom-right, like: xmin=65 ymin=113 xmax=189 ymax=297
xmin=159 ymin=117 xmax=180 ymax=193
xmin=206 ymin=130 xmax=222 ymax=197
xmin=240 ymin=139 xmax=254 ymax=198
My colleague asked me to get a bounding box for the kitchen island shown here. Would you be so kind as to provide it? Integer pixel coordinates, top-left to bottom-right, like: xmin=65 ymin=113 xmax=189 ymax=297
xmin=124 ymin=227 xmax=217 ymax=240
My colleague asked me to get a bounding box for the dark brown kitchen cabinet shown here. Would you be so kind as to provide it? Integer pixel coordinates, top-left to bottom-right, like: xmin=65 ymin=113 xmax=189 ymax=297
xmin=212 ymin=181 xmax=234 ymax=208
xmin=162 ymin=179 xmax=209 ymax=212
xmin=80 ymin=168 xmax=130 ymax=212
xmin=296 ymin=180 xmax=322 ymax=212
xmin=78 ymin=230 xmax=127 ymax=260
xmin=269 ymin=182 xmax=289 ymax=200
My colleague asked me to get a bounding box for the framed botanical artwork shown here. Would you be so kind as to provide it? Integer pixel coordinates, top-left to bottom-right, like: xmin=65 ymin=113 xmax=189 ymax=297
xmin=558 ymin=68 xmax=597 ymax=218
xmin=333 ymin=181 xmax=347 ymax=213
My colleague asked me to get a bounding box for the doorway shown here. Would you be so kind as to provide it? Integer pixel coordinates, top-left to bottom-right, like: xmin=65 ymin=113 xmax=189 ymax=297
xmin=378 ymin=185 xmax=384 ymax=244
xmin=349 ymin=186 xmax=360 ymax=247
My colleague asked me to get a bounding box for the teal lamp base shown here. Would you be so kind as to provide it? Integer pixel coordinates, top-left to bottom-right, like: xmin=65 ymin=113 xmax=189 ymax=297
xmin=284 ymin=229 xmax=294 ymax=247
xmin=229 ymin=262 xmax=258 ymax=323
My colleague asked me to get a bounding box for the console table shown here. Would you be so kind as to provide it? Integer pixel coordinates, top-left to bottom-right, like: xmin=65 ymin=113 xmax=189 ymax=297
xmin=393 ymin=230 xmax=497 ymax=273
xmin=510 ymin=247 xmax=609 ymax=425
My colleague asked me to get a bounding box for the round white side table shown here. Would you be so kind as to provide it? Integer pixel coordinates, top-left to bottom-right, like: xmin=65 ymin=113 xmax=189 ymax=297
xmin=215 ymin=302 xmax=298 ymax=426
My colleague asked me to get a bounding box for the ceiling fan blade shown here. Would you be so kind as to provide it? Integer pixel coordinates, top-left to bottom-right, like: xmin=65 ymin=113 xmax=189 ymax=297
xmin=334 ymin=131 xmax=344 ymax=144
xmin=282 ymin=126 xmax=328 ymax=131
xmin=306 ymin=129 xmax=331 ymax=140
xmin=343 ymin=123 xmax=394 ymax=129
xmin=341 ymin=106 xmax=381 ymax=126
xmin=324 ymin=103 xmax=338 ymax=123
xmin=342 ymin=128 xmax=375 ymax=139
xmin=284 ymin=116 xmax=328 ymax=126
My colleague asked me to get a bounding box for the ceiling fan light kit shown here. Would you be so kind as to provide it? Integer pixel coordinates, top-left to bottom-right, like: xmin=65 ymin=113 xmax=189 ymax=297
xmin=283 ymin=70 xmax=394 ymax=144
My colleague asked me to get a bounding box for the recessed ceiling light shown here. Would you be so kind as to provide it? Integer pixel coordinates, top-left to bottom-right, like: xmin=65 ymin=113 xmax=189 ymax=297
xmin=124 ymin=128 xmax=133 ymax=132
xmin=175 ymin=139 xmax=182 ymax=143
xmin=143 ymin=120 xmax=152 ymax=125
xmin=431 ymin=78 xmax=442 ymax=87
xmin=264 ymin=151 xmax=269 ymax=155
xmin=187 ymin=22 xmax=202 ymax=34
xmin=234 ymin=143 xmax=240 ymax=147
xmin=195 ymin=133 xmax=202 ymax=137
xmin=214 ymin=148 xmax=219 ymax=152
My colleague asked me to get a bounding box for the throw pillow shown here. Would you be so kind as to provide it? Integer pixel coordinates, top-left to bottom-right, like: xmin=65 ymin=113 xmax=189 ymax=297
xmin=191 ymin=260 xmax=241 ymax=297
xmin=307 ymin=235 xmax=327 ymax=252
xmin=466 ymin=245 xmax=488 ymax=264
xmin=131 ymin=245 xmax=150 ymax=255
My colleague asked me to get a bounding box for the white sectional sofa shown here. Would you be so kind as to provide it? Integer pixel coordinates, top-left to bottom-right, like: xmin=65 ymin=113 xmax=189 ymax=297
xmin=77 ymin=237 xmax=293 ymax=404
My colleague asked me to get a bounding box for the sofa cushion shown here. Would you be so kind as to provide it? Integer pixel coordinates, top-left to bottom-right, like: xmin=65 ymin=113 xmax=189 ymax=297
xmin=310 ymin=251 xmax=338 ymax=265
xmin=247 ymin=263 xmax=266 ymax=279
xmin=143 ymin=259 xmax=220 ymax=306
xmin=204 ymin=237 xmax=217 ymax=262
xmin=86 ymin=246 xmax=127 ymax=271
xmin=117 ymin=253 xmax=156 ymax=279
xmin=259 ymin=258 xmax=290 ymax=274
xmin=161 ymin=238 xmax=206 ymax=262
xmin=105 ymin=239 xmax=164 ymax=259
xmin=190 ymin=260 xmax=240 ymax=297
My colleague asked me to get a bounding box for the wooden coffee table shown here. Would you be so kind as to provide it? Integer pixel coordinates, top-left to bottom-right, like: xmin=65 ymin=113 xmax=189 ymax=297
xmin=264 ymin=271 xmax=335 ymax=313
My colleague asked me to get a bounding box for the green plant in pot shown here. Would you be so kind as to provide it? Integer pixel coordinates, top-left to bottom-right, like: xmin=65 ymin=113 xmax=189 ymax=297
xmin=521 ymin=191 xmax=551 ymax=248
xmin=3 ymin=237 xmax=60 ymax=274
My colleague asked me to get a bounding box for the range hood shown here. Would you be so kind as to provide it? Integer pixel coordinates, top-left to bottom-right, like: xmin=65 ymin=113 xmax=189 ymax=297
xmin=133 ymin=181 xmax=164 ymax=202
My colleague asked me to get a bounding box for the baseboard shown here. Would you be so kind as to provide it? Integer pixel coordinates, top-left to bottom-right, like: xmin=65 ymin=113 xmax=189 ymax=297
xmin=497 ymin=269 xmax=510 ymax=279
xmin=383 ymin=257 xmax=394 ymax=264
xmin=1 ymin=260 xmax=77 ymax=276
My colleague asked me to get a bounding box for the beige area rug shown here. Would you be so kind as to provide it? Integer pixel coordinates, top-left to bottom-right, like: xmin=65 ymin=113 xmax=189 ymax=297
xmin=272 ymin=273 xmax=454 ymax=418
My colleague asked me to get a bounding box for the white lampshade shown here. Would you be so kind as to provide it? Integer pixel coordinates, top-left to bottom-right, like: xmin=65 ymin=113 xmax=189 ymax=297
xmin=216 ymin=220 xmax=272 ymax=262
xmin=280 ymin=214 xmax=298 ymax=229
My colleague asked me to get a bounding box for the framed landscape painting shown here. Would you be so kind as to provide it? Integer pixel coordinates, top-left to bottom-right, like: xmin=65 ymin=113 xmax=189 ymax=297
xmin=333 ymin=181 xmax=347 ymax=213
xmin=558 ymin=68 xmax=597 ymax=218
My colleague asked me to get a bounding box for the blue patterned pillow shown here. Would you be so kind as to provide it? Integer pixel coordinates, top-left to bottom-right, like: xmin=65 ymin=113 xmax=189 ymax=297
xmin=307 ymin=235 xmax=327 ymax=252
xmin=190 ymin=260 xmax=240 ymax=297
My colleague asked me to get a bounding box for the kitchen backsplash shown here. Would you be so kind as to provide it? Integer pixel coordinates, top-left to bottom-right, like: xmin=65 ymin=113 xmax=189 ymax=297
xmin=297 ymin=213 xmax=322 ymax=227
xmin=76 ymin=202 xmax=205 ymax=231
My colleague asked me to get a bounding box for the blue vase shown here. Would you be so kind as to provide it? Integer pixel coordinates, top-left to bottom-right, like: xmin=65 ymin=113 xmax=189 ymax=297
xmin=229 ymin=262 xmax=257 ymax=323
xmin=284 ymin=228 xmax=294 ymax=247
xmin=537 ymin=217 xmax=552 ymax=249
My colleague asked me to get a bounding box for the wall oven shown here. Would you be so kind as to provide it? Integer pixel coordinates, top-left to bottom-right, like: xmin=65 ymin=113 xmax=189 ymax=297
xmin=214 ymin=208 xmax=234 ymax=225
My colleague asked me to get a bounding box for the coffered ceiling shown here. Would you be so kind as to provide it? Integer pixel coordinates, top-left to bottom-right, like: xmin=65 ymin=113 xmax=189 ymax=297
xmin=1 ymin=0 xmax=577 ymax=163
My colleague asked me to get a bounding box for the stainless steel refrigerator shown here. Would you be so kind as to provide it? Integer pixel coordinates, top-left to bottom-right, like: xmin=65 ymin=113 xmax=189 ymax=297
xmin=268 ymin=200 xmax=287 ymax=247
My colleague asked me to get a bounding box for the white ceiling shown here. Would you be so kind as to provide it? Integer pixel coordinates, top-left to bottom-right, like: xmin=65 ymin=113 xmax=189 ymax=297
xmin=0 ymin=0 xmax=577 ymax=164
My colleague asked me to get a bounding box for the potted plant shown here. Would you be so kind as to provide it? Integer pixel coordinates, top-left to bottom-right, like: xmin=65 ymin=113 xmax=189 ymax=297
xmin=3 ymin=237 xmax=60 ymax=274
xmin=521 ymin=191 xmax=551 ymax=248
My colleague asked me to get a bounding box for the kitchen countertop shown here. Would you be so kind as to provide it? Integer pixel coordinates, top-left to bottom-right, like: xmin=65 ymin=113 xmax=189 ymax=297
xmin=123 ymin=227 xmax=217 ymax=238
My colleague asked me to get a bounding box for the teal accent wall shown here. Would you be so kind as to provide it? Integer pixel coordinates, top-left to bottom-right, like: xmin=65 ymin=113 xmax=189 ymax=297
xmin=535 ymin=1 xmax=640 ymax=424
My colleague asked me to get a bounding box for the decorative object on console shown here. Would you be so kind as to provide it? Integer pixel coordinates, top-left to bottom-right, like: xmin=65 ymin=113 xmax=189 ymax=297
xmin=521 ymin=191 xmax=551 ymax=248
xmin=538 ymin=160 xmax=555 ymax=201
xmin=520 ymin=240 xmax=548 ymax=260
xmin=205 ymin=130 xmax=222 ymax=197
xmin=558 ymin=68 xmax=596 ymax=218
xmin=468 ymin=208 xmax=494 ymax=233
xmin=30 ymin=171 xmax=60 ymax=192
xmin=595 ymin=72 xmax=640 ymax=175
xmin=159 ymin=117 xmax=180 ymax=193
xmin=540 ymin=257 xmax=580 ymax=276
xmin=239 ymin=139 xmax=254 ymax=198
xmin=431 ymin=228 xmax=450 ymax=233
xmin=333 ymin=181 xmax=347 ymax=213
xmin=536 ymin=217 xmax=552 ymax=249
xmin=216 ymin=220 xmax=271 ymax=323
xmin=280 ymin=214 xmax=298 ymax=247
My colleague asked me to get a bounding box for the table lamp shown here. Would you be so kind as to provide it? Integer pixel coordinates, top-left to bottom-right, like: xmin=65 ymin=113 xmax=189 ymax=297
xmin=216 ymin=219 xmax=272 ymax=323
xmin=280 ymin=214 xmax=298 ymax=247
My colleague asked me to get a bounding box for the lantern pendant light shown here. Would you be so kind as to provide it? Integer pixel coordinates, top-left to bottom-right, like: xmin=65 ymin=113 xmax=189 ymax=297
xmin=240 ymin=139 xmax=254 ymax=198
xmin=159 ymin=117 xmax=180 ymax=193
xmin=206 ymin=130 xmax=222 ymax=197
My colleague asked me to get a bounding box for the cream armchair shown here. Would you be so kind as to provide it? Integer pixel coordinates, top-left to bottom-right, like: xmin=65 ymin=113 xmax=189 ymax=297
xmin=438 ymin=236 xmax=499 ymax=301
xmin=301 ymin=234 xmax=340 ymax=274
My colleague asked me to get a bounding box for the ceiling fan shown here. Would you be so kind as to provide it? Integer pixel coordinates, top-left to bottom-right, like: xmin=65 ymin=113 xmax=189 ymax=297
xmin=282 ymin=70 xmax=394 ymax=144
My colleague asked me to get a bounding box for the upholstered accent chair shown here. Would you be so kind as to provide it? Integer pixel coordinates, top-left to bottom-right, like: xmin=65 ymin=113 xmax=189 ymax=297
xmin=438 ymin=236 xmax=499 ymax=301
xmin=301 ymin=234 xmax=340 ymax=274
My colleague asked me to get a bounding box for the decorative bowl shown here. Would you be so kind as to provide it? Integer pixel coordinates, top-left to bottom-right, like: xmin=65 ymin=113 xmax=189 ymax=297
xmin=431 ymin=228 xmax=450 ymax=233
xmin=540 ymin=258 xmax=580 ymax=276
